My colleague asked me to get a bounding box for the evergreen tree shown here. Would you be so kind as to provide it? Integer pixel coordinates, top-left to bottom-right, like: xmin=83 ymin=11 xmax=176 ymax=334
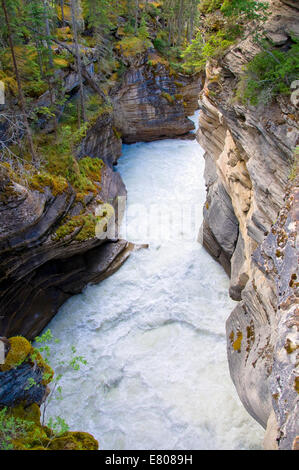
xmin=1 ymin=0 xmax=36 ymax=162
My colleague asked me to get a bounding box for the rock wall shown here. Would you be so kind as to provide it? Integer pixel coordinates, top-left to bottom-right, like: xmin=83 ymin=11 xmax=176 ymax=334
xmin=0 ymin=50 xmax=200 ymax=341
xmin=113 ymin=53 xmax=201 ymax=143
xmin=0 ymin=158 xmax=132 ymax=340
xmin=197 ymin=0 xmax=299 ymax=450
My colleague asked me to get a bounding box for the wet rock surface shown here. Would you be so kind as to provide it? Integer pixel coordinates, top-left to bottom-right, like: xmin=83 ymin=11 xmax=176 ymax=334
xmin=0 ymin=158 xmax=128 ymax=340
xmin=197 ymin=0 xmax=299 ymax=449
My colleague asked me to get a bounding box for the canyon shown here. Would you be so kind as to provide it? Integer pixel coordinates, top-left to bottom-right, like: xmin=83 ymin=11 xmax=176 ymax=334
xmin=0 ymin=0 xmax=298 ymax=451
xmin=0 ymin=55 xmax=201 ymax=340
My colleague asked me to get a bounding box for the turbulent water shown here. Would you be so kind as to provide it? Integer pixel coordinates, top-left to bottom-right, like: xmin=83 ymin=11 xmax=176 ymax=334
xmin=44 ymin=114 xmax=264 ymax=450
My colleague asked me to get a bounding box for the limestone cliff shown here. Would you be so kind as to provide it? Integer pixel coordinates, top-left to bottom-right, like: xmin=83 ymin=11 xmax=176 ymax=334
xmin=197 ymin=0 xmax=298 ymax=450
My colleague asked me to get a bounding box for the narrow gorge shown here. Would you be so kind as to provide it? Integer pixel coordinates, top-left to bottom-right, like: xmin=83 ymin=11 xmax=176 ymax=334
xmin=0 ymin=0 xmax=298 ymax=452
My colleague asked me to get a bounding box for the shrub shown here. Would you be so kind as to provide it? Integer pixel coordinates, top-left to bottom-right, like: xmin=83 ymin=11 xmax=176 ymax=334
xmin=198 ymin=0 xmax=222 ymax=14
xmin=236 ymin=37 xmax=299 ymax=105
xmin=182 ymin=30 xmax=234 ymax=73
xmin=182 ymin=0 xmax=269 ymax=73
xmin=0 ymin=407 xmax=35 ymax=450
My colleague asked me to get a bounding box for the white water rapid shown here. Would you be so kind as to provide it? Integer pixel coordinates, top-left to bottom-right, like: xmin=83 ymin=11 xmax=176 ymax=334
xmin=44 ymin=113 xmax=264 ymax=450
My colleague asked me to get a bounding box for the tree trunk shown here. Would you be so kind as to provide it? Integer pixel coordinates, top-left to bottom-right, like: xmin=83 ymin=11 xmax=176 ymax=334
xmin=134 ymin=0 xmax=139 ymax=34
xmin=43 ymin=0 xmax=54 ymax=69
xmin=177 ymin=0 xmax=184 ymax=46
xmin=70 ymin=0 xmax=86 ymax=125
xmin=1 ymin=0 xmax=37 ymax=162
xmin=60 ymin=0 xmax=65 ymax=26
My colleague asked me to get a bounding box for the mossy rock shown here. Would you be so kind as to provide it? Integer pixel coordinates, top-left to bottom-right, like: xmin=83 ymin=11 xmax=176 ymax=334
xmin=0 ymin=337 xmax=33 ymax=372
xmin=10 ymin=403 xmax=42 ymax=426
xmin=161 ymin=91 xmax=175 ymax=105
xmin=48 ymin=432 xmax=99 ymax=451
xmin=5 ymin=402 xmax=98 ymax=450
xmin=28 ymin=172 xmax=69 ymax=197
xmin=0 ymin=336 xmax=53 ymax=385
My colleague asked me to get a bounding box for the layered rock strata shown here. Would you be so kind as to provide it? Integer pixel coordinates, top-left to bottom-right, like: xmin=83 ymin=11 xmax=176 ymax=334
xmin=0 ymin=48 xmax=200 ymax=340
xmin=197 ymin=0 xmax=299 ymax=450
xmin=113 ymin=54 xmax=201 ymax=143
xmin=0 ymin=159 xmax=131 ymax=340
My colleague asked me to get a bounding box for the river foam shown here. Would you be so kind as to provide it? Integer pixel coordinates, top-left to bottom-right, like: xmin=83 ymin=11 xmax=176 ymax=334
xmin=44 ymin=113 xmax=264 ymax=450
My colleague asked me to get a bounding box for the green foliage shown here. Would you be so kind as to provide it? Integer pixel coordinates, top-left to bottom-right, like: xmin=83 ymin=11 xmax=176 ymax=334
xmin=116 ymin=34 xmax=152 ymax=58
xmin=33 ymin=329 xmax=59 ymax=364
xmin=32 ymin=329 xmax=88 ymax=429
xmin=221 ymin=0 xmax=269 ymax=22
xmin=161 ymin=91 xmax=175 ymax=104
xmin=182 ymin=0 xmax=269 ymax=73
xmin=0 ymin=407 xmax=35 ymax=450
xmin=236 ymin=38 xmax=299 ymax=105
xmin=24 ymin=377 xmax=38 ymax=391
xmin=198 ymin=0 xmax=222 ymax=14
xmin=47 ymin=416 xmax=70 ymax=436
xmin=70 ymin=346 xmax=88 ymax=370
xmin=137 ymin=15 xmax=150 ymax=41
xmin=182 ymin=30 xmax=234 ymax=72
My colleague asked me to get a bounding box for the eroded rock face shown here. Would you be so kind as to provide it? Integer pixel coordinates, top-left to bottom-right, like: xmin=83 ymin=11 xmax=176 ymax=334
xmin=0 ymin=157 xmax=131 ymax=340
xmin=0 ymin=45 xmax=201 ymax=341
xmin=77 ymin=111 xmax=122 ymax=167
xmin=113 ymin=54 xmax=201 ymax=143
xmin=197 ymin=0 xmax=299 ymax=449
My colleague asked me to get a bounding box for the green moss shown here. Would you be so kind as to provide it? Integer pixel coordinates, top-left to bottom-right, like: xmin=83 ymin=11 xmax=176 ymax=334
xmin=0 ymin=337 xmax=33 ymax=372
xmin=3 ymin=404 xmax=98 ymax=450
xmin=284 ymin=339 xmax=298 ymax=355
xmin=161 ymin=91 xmax=175 ymax=104
xmin=53 ymin=210 xmax=110 ymax=242
xmin=198 ymin=0 xmax=222 ymax=14
xmin=11 ymin=404 xmax=41 ymax=427
xmin=116 ymin=35 xmax=152 ymax=58
xmin=232 ymin=330 xmax=243 ymax=353
xmin=112 ymin=126 xmax=122 ymax=140
xmin=52 ymin=214 xmax=86 ymax=241
xmin=0 ymin=336 xmax=54 ymax=385
xmin=229 ymin=331 xmax=235 ymax=345
xmin=0 ymin=181 xmax=20 ymax=204
xmin=48 ymin=432 xmax=98 ymax=451
xmin=28 ymin=172 xmax=69 ymax=196
xmin=74 ymin=214 xmax=100 ymax=242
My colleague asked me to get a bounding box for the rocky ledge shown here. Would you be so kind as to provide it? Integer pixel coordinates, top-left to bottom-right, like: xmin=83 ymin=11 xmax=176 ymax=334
xmin=197 ymin=0 xmax=298 ymax=450
xmin=0 ymin=157 xmax=134 ymax=340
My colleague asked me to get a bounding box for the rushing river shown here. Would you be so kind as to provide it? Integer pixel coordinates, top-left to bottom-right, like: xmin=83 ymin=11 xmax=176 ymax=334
xmin=44 ymin=114 xmax=264 ymax=450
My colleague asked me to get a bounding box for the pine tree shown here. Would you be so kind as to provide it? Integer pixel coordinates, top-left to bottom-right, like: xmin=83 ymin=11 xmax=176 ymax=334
xmin=70 ymin=0 xmax=86 ymax=124
xmin=1 ymin=0 xmax=37 ymax=162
